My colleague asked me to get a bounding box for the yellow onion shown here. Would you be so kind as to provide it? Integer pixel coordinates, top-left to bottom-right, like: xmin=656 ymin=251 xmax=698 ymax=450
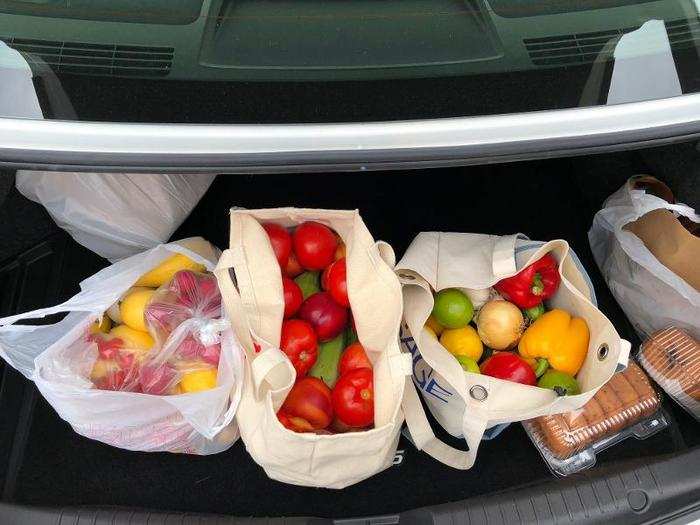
xmin=476 ymin=300 xmax=524 ymax=350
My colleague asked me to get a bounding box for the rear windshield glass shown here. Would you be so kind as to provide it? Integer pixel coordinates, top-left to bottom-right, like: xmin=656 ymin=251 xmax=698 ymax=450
xmin=0 ymin=0 xmax=698 ymax=123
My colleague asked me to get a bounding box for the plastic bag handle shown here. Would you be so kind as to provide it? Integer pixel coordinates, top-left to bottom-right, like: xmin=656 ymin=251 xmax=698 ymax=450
xmin=627 ymin=191 xmax=700 ymax=224
xmin=402 ymin=376 xmax=487 ymax=470
xmin=0 ymin=302 xmax=93 ymax=328
xmin=214 ymin=249 xmax=295 ymax=397
xmin=662 ymin=202 xmax=700 ymax=223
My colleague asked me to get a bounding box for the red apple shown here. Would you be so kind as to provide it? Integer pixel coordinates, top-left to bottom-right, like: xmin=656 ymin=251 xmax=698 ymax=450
xmin=298 ymin=292 xmax=348 ymax=342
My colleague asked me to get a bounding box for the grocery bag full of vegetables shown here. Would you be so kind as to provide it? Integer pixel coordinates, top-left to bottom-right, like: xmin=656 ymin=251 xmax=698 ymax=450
xmin=397 ymin=233 xmax=631 ymax=470
xmin=215 ymin=208 xmax=409 ymax=489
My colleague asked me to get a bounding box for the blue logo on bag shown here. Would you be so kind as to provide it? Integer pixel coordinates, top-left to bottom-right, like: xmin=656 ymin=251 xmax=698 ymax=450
xmin=400 ymin=329 xmax=454 ymax=404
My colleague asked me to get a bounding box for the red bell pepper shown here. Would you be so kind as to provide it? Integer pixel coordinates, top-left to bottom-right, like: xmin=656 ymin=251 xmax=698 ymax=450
xmin=494 ymin=254 xmax=561 ymax=309
xmin=480 ymin=352 xmax=536 ymax=386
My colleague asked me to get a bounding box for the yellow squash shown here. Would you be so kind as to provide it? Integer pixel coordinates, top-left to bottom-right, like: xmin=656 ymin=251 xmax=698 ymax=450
xmin=518 ymin=309 xmax=589 ymax=376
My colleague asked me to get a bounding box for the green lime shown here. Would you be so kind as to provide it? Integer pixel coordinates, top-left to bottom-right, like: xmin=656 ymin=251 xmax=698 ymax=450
xmin=537 ymin=370 xmax=580 ymax=396
xmin=432 ymin=289 xmax=473 ymax=329
xmin=455 ymin=355 xmax=480 ymax=374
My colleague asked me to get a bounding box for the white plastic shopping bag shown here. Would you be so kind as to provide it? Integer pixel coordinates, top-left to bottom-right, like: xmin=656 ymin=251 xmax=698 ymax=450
xmin=589 ymin=176 xmax=700 ymax=340
xmin=397 ymin=233 xmax=630 ymax=470
xmin=16 ymin=172 xmax=215 ymax=262
xmin=215 ymin=208 xmax=411 ymax=488
xmin=0 ymin=238 xmax=244 ymax=454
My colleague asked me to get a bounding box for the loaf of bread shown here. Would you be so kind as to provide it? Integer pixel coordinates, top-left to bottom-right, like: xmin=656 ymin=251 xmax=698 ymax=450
xmin=639 ymin=327 xmax=700 ymax=402
xmin=529 ymin=362 xmax=661 ymax=459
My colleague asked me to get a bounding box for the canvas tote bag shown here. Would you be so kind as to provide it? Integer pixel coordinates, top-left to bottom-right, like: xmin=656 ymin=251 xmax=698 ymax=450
xmin=215 ymin=208 xmax=412 ymax=488
xmin=396 ymin=233 xmax=631 ymax=470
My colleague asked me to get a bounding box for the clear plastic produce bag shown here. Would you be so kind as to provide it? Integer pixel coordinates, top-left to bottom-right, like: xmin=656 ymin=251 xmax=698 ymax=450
xmin=0 ymin=238 xmax=244 ymax=454
xmin=16 ymin=172 xmax=215 ymax=262
xmin=140 ymin=270 xmax=226 ymax=395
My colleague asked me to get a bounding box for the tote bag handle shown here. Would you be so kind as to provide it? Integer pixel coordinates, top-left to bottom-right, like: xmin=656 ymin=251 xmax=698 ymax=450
xmin=402 ymin=376 xmax=488 ymax=470
xmin=491 ymin=233 xmax=522 ymax=278
xmin=215 ymin=249 xmax=295 ymax=399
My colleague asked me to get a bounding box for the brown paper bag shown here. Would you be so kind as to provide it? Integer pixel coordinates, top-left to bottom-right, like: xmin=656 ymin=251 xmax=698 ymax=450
xmin=589 ymin=176 xmax=700 ymax=340
xmin=626 ymin=209 xmax=700 ymax=291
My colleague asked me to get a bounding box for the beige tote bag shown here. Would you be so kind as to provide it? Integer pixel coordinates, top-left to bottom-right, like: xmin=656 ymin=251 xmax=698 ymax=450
xmin=215 ymin=208 xmax=412 ymax=488
xmin=396 ymin=233 xmax=631 ymax=470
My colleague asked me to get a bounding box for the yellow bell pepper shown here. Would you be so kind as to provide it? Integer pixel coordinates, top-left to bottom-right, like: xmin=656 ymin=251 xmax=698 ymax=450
xmin=518 ymin=309 xmax=589 ymax=376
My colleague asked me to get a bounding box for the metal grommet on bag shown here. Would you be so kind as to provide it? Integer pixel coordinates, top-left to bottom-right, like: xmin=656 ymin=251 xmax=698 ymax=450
xmin=469 ymin=385 xmax=488 ymax=401
xmin=598 ymin=343 xmax=609 ymax=361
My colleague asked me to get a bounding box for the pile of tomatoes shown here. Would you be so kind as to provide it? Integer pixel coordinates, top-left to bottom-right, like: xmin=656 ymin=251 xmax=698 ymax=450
xmin=263 ymin=221 xmax=374 ymax=434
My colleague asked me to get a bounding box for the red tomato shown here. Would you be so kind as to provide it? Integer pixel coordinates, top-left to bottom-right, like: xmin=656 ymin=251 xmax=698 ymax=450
xmin=480 ymin=352 xmax=536 ymax=386
xmin=293 ymin=222 xmax=338 ymax=270
xmin=335 ymin=241 xmax=346 ymax=261
xmin=279 ymin=377 xmax=333 ymax=431
xmin=330 ymin=417 xmax=354 ymax=433
xmin=321 ymin=265 xmax=331 ymax=291
xmin=298 ymin=292 xmax=348 ymax=342
xmin=338 ymin=342 xmax=372 ymax=376
xmin=280 ymin=319 xmax=318 ymax=376
xmin=263 ymin=223 xmax=292 ymax=269
xmin=332 ymin=367 xmax=374 ymax=428
xmin=282 ymin=277 xmax=303 ymax=318
xmin=285 ymin=252 xmax=303 ymax=278
xmin=277 ymin=410 xmax=315 ymax=433
xmin=326 ymin=258 xmax=349 ymax=307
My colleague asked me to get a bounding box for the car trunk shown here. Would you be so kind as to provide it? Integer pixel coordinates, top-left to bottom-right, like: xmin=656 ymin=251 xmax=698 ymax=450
xmin=0 ymin=142 xmax=698 ymax=522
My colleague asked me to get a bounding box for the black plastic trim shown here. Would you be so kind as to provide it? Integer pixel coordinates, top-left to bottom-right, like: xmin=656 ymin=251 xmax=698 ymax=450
xmin=399 ymin=448 xmax=700 ymax=525
xmin=1 ymin=449 xmax=697 ymax=524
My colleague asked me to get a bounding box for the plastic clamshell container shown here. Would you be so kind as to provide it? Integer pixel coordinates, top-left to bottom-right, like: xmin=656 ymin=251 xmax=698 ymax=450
xmin=638 ymin=327 xmax=700 ymax=421
xmin=523 ymin=362 xmax=667 ymax=477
